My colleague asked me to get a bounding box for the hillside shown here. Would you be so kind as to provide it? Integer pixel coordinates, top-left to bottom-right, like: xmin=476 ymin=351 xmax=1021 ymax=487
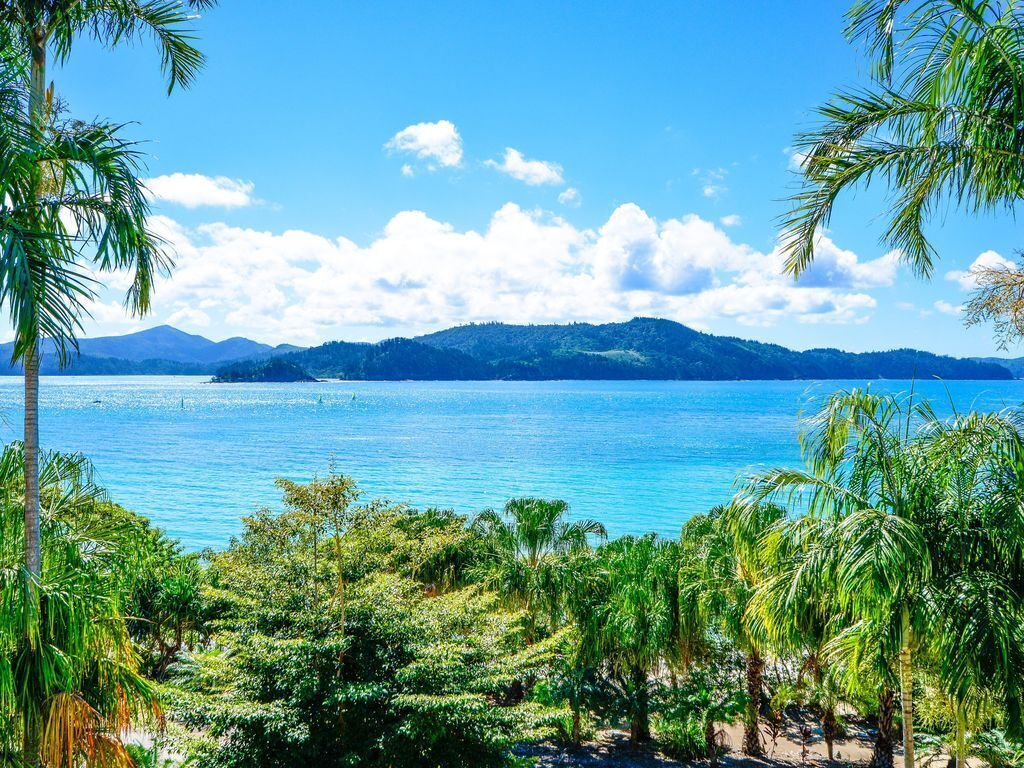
xmin=0 ymin=326 xmax=302 ymax=375
xmin=212 ymin=358 xmax=318 ymax=383
xmin=216 ymin=318 xmax=1013 ymax=382
xmin=972 ymin=356 xmax=1024 ymax=379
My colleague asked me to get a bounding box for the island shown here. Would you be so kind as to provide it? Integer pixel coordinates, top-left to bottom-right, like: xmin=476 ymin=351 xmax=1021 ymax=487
xmin=211 ymin=359 xmax=318 ymax=383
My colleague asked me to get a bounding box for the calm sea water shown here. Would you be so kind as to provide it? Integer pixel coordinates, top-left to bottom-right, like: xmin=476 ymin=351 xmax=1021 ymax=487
xmin=0 ymin=377 xmax=1020 ymax=550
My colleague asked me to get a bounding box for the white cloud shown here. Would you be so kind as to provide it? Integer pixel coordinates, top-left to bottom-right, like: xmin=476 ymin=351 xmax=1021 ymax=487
xmin=558 ymin=187 xmax=581 ymax=207
xmin=785 ymin=146 xmax=809 ymax=171
xmin=167 ymin=307 xmax=212 ymax=327
xmin=945 ymin=250 xmax=1015 ymax=291
xmin=109 ymin=204 xmax=894 ymax=344
xmin=695 ymin=167 xmax=728 ymax=198
xmin=385 ymin=120 xmax=463 ymax=170
xmin=487 ymin=148 xmax=564 ymax=186
xmin=934 ymin=300 xmax=962 ymax=316
xmin=774 ymin=239 xmax=900 ymax=290
xmin=719 ymin=214 xmax=742 ymax=227
xmin=145 ymin=173 xmax=256 ymax=208
xmin=400 ymin=164 xmax=414 ymax=178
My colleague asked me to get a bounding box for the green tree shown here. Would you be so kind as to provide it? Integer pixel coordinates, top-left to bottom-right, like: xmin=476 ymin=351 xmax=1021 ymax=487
xmin=742 ymin=389 xmax=1024 ymax=768
xmin=473 ymin=498 xmax=606 ymax=641
xmin=580 ymin=535 xmax=679 ymax=746
xmin=169 ymin=482 xmax=563 ymax=768
xmin=747 ymin=514 xmax=848 ymax=761
xmin=680 ymin=503 xmax=785 ymax=756
xmin=0 ymin=0 xmax=215 ymax=576
xmin=781 ymin=0 xmax=1024 ymax=345
xmin=0 ymin=444 xmax=160 ymax=767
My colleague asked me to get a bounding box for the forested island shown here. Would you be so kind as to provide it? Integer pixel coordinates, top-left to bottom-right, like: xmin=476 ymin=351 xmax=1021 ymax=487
xmin=213 ymin=318 xmax=1013 ymax=382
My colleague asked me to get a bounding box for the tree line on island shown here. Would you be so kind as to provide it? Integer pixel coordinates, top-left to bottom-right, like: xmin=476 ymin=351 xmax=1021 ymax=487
xmin=211 ymin=318 xmax=1015 ymax=382
xmin=5 ymin=388 xmax=1024 ymax=768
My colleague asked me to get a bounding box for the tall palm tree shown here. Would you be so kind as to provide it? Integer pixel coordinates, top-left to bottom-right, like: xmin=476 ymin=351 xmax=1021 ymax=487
xmin=681 ymin=502 xmax=785 ymax=756
xmin=740 ymin=389 xmax=1024 ymax=768
xmin=582 ymin=534 xmax=680 ymax=746
xmin=473 ymin=497 xmax=606 ymax=641
xmin=780 ymin=0 xmax=1024 ymax=343
xmin=0 ymin=0 xmax=216 ymax=575
xmin=747 ymin=515 xmax=847 ymax=761
xmin=0 ymin=444 xmax=160 ymax=767
xmin=741 ymin=390 xmax=938 ymax=768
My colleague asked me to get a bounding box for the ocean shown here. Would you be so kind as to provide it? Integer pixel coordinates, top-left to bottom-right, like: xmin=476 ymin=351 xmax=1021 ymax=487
xmin=1 ymin=376 xmax=1020 ymax=550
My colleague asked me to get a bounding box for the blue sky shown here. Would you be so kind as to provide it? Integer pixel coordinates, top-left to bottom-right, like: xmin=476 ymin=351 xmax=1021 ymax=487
xmin=51 ymin=0 xmax=1022 ymax=356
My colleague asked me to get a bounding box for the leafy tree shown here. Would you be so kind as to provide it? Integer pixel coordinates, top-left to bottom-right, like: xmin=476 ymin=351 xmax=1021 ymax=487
xmin=747 ymin=514 xmax=849 ymax=761
xmin=578 ymin=535 xmax=679 ymax=746
xmin=167 ymin=478 xmax=563 ymax=768
xmin=0 ymin=444 xmax=159 ymax=767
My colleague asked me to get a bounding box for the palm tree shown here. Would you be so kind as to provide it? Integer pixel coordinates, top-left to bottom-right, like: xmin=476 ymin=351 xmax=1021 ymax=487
xmin=740 ymin=389 xmax=1024 ymax=768
xmin=473 ymin=497 xmax=606 ymax=641
xmin=741 ymin=390 xmax=938 ymax=768
xmin=680 ymin=502 xmax=785 ymax=756
xmin=780 ymin=1 xmax=1024 ymax=343
xmin=0 ymin=444 xmax=160 ymax=767
xmin=747 ymin=514 xmax=847 ymax=761
xmin=582 ymin=534 xmax=680 ymax=746
xmin=0 ymin=0 xmax=216 ymax=575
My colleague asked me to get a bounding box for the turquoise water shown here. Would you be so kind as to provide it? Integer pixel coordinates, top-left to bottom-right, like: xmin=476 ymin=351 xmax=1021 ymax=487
xmin=0 ymin=377 xmax=1021 ymax=550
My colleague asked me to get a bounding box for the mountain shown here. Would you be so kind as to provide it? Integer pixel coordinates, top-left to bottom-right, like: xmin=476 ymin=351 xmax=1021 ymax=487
xmin=972 ymin=356 xmax=1024 ymax=379
xmin=214 ymin=318 xmax=1014 ymax=382
xmin=0 ymin=326 xmax=301 ymax=375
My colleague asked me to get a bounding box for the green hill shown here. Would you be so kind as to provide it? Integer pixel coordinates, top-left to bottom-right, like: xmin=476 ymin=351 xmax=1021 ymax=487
xmin=214 ymin=318 xmax=1013 ymax=382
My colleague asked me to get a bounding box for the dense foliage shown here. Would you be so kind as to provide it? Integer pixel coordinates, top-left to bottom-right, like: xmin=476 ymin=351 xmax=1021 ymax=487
xmin=211 ymin=359 xmax=317 ymax=383
xmin=6 ymin=388 xmax=1024 ymax=768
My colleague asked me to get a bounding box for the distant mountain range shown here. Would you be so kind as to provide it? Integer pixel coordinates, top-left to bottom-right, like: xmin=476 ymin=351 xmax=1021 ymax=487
xmin=2 ymin=319 xmax=1018 ymax=381
xmin=214 ymin=318 xmax=1015 ymax=382
xmin=0 ymin=325 xmax=303 ymax=375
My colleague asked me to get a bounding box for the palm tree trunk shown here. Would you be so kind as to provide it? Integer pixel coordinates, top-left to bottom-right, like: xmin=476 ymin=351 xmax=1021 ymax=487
xmin=629 ymin=665 xmax=651 ymax=746
xmin=23 ymin=27 xmax=47 ymax=579
xmin=743 ymin=650 xmax=764 ymax=756
xmin=822 ymin=704 xmax=837 ymax=761
xmin=900 ymin=607 xmax=915 ymax=768
xmin=870 ymin=688 xmax=896 ymax=768
xmin=706 ymin=719 xmax=718 ymax=768
xmin=954 ymin=707 xmax=966 ymax=768
xmin=23 ymin=345 xmax=40 ymax=574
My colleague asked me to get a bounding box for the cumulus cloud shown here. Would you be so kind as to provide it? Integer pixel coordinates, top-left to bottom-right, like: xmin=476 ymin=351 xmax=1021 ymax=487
xmin=107 ymin=204 xmax=897 ymax=344
xmin=558 ymin=187 xmax=581 ymax=207
xmin=385 ymin=120 xmax=463 ymax=170
xmin=145 ymin=173 xmax=256 ymax=208
xmin=772 ymin=240 xmax=900 ymax=290
xmin=945 ymin=250 xmax=1015 ymax=291
xmin=487 ymin=148 xmax=564 ymax=186
xmin=719 ymin=214 xmax=742 ymax=227
xmin=934 ymin=300 xmax=962 ymax=316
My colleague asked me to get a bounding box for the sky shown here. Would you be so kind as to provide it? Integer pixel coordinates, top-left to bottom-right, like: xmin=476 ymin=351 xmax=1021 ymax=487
xmin=48 ymin=0 xmax=1024 ymax=356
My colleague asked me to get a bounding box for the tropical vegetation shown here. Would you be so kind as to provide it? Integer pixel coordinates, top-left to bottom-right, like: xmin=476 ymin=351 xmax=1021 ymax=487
xmin=3 ymin=388 xmax=1023 ymax=767
xmin=783 ymin=0 xmax=1024 ymax=346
